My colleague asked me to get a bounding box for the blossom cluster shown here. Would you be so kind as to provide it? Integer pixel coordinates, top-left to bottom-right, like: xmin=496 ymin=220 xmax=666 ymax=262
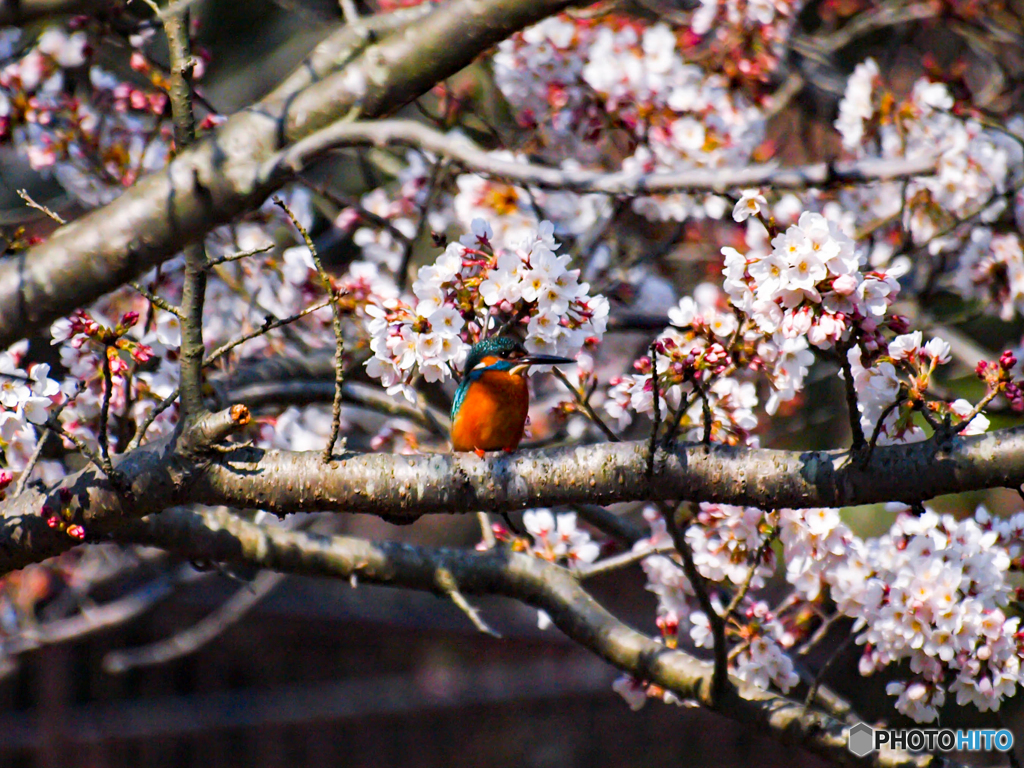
xmin=726 ymin=210 xmax=900 ymax=349
xmin=364 ymin=219 xmax=609 ymax=401
xmin=603 ymin=283 xmax=763 ymax=444
xmin=31 ymin=189 xmax=346 ymax=472
xmin=835 ymin=58 xmax=1024 ymax=320
xmin=0 ymin=342 xmax=60 ymax=480
xmin=605 ymin=206 xmax=904 ymax=439
xmin=954 ymin=230 xmax=1024 ymax=321
xmin=0 ymin=22 xmax=190 ymax=205
xmin=521 ymin=509 xmax=601 ymax=566
xmin=493 ymin=17 xmax=765 ymax=222
xmin=612 ymin=500 xmax=1024 ymax=721
xmin=845 ymin=331 xmax=993 ymax=445
xmin=624 ymin=505 xmax=796 ymax=694
xmin=788 ymin=506 xmax=1024 ymax=721
xmin=687 ymin=0 xmax=799 ymax=85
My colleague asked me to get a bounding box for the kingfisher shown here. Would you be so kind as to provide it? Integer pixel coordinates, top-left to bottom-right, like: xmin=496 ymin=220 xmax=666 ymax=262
xmin=450 ymin=336 xmax=574 ymax=457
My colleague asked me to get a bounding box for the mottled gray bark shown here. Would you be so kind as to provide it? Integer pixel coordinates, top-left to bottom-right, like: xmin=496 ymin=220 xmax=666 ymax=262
xmin=118 ymin=506 xmax=958 ymax=768
xmin=272 ymin=119 xmax=940 ymax=194
xmin=3 ymin=424 xmax=1024 ymax=576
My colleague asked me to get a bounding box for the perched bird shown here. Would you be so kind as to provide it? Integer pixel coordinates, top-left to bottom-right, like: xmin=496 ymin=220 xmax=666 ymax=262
xmin=451 ymin=336 xmax=574 ymax=456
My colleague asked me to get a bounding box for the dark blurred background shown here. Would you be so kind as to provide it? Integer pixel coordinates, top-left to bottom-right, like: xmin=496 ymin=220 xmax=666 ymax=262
xmin=2 ymin=0 xmax=1024 ymax=764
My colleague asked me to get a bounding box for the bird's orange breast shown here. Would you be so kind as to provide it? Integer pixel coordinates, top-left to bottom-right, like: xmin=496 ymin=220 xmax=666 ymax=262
xmin=451 ymin=370 xmax=530 ymax=453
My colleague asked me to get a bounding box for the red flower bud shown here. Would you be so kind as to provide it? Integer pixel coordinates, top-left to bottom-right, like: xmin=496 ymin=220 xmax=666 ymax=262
xmin=132 ymin=344 xmax=154 ymax=364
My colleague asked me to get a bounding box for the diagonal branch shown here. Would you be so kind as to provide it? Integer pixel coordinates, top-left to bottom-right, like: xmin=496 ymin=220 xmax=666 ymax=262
xmin=115 ymin=505 xmax=959 ymax=768
xmin=0 ymin=0 xmax=581 ymax=350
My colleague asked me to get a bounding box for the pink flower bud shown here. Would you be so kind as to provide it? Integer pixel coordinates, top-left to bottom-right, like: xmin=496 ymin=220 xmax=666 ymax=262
xmin=832 ymin=274 xmax=858 ymax=295
xmin=129 ymin=51 xmax=148 ymax=72
xmin=132 ymin=344 xmax=154 ymax=364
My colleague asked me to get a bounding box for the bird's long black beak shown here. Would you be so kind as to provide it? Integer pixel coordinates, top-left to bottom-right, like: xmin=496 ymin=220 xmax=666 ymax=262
xmin=521 ymin=354 xmax=575 ymax=366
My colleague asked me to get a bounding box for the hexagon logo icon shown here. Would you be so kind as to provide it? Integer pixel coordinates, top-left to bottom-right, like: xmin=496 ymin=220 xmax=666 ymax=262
xmin=848 ymin=723 xmax=875 ymax=757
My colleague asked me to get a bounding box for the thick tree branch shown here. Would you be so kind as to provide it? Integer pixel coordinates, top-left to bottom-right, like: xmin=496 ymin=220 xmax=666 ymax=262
xmin=4 ymin=425 xmax=1024 ymax=576
xmin=0 ymin=0 xmax=580 ymax=350
xmin=116 ymin=506 xmax=958 ymax=768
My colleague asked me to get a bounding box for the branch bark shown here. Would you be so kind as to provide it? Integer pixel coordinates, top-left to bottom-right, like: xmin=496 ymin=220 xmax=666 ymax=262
xmin=0 ymin=0 xmax=579 ymax=350
xmin=4 ymin=424 xmax=1024 ymax=576
xmin=270 ymin=119 xmax=940 ymax=195
xmin=116 ymin=505 xmax=959 ymax=768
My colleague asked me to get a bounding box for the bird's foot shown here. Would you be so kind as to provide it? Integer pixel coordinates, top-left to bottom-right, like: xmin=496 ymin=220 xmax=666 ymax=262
xmin=474 ymin=448 xmax=486 ymax=458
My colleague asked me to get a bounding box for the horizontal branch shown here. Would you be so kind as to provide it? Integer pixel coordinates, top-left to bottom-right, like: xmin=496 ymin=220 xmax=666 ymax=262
xmin=191 ymin=427 xmax=1024 ymax=518
xmin=270 ymin=119 xmax=941 ymax=195
xmin=117 ymin=506 xmax=954 ymax=768
xmin=4 ymin=421 xmax=1024 ymax=575
xmin=0 ymin=0 xmax=578 ymax=349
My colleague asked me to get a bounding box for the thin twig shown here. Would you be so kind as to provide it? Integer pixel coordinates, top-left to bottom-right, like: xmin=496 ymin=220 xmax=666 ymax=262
xmin=15 ymin=383 xmax=84 ymax=497
xmin=98 ymin=351 xmax=113 ymax=466
xmin=576 ymin=542 xmax=676 ymax=580
xmin=798 ymin=612 xmax=844 ymax=656
xmin=723 ymin=516 xmax=778 ymax=618
xmin=661 ymin=390 xmax=698 ymax=451
xmin=205 ymin=245 xmax=274 ymax=269
xmin=476 ymin=512 xmax=496 ymax=549
xmin=274 ymin=197 xmax=346 ymax=463
xmin=435 ymin=567 xmax=500 ymax=638
xmin=16 ymin=189 xmax=66 ymax=224
xmin=692 ymin=380 xmax=713 ymax=446
xmin=859 ymin=393 xmax=905 ymax=467
xmin=952 ymin=387 xmax=999 ymax=434
xmin=297 ymin=177 xmax=412 ymax=247
xmin=553 ymin=368 xmax=619 ymax=442
xmin=804 ymin=634 xmax=855 ymax=709
xmin=647 ymin=342 xmax=660 ymax=481
xmin=15 ymin=430 xmax=51 ymax=498
xmin=268 ymin=119 xmax=942 ymax=195
xmin=203 ymin=299 xmax=331 ymax=369
xmin=839 ymin=345 xmax=866 ymax=450
xmin=665 ymin=506 xmax=728 ymax=705
xmin=43 ymin=421 xmax=115 ymax=480
xmin=397 ymin=156 xmax=445 ymax=291
xmin=128 ymin=388 xmax=179 ymax=451
xmin=103 ymin=570 xmax=285 ymax=673
xmin=129 ymin=282 xmax=183 ymax=318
